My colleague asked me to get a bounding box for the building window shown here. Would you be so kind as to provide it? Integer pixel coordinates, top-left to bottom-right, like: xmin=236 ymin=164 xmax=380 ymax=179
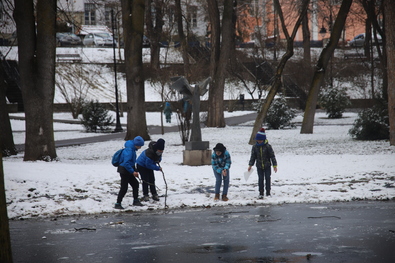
xmin=84 ymin=3 xmax=96 ymax=25
xmin=187 ymin=6 xmax=197 ymax=28
xmin=104 ymin=5 xmax=111 ymax=26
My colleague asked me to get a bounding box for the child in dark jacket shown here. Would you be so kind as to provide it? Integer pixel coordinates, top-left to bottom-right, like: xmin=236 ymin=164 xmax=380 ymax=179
xmin=136 ymin=138 xmax=165 ymax=201
xmin=248 ymin=128 xmax=277 ymax=199
xmin=114 ymin=136 xmax=145 ymax=209
xmin=211 ymin=143 xmax=232 ymax=201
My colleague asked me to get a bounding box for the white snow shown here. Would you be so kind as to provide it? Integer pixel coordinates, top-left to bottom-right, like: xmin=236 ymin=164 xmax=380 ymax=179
xmin=3 ymin=46 xmax=394 ymax=220
xmin=4 ymin=110 xmax=395 ymax=219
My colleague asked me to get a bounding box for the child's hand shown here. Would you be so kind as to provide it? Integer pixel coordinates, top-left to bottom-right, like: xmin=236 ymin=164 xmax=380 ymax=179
xmin=274 ymin=167 xmax=278 ymax=173
xmin=248 ymin=166 xmax=252 ymax=172
xmin=222 ymin=170 xmax=227 ymax=176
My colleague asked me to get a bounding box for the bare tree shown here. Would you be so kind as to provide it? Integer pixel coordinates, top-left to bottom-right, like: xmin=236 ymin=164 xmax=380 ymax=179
xmin=121 ymin=0 xmax=150 ymax=141
xmin=145 ymin=0 xmax=165 ymax=70
xmin=14 ymin=0 xmax=57 ymax=161
xmin=175 ymin=0 xmax=191 ymax=77
xmin=385 ymin=0 xmax=395 ymax=145
xmin=248 ymin=0 xmax=310 ymax=144
xmin=206 ymin=0 xmax=237 ymax=127
xmin=301 ymin=0 xmax=353 ymax=134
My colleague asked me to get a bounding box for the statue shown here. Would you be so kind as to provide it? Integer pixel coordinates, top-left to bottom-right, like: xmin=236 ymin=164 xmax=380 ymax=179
xmin=170 ymin=76 xmax=211 ymax=165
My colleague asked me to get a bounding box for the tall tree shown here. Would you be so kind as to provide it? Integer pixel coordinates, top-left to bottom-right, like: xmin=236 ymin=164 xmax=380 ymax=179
xmin=0 ymin=153 xmax=13 ymax=263
xmin=145 ymin=0 xmax=165 ymax=70
xmin=248 ymin=0 xmax=310 ymax=144
xmin=14 ymin=0 xmax=57 ymax=161
xmin=175 ymin=0 xmax=191 ymax=77
xmin=121 ymin=0 xmax=150 ymax=141
xmin=385 ymin=0 xmax=395 ymax=145
xmin=300 ymin=0 xmax=353 ymax=134
xmin=206 ymin=0 xmax=237 ymax=128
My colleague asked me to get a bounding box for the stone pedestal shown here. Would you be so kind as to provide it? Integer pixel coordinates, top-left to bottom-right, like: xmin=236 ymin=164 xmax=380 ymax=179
xmin=183 ymin=141 xmax=211 ymax=166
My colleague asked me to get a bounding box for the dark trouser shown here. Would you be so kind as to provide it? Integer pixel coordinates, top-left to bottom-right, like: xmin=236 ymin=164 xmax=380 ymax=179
xmin=257 ymin=167 xmax=271 ymax=195
xmin=137 ymin=164 xmax=157 ymax=196
xmin=116 ymin=171 xmax=139 ymax=203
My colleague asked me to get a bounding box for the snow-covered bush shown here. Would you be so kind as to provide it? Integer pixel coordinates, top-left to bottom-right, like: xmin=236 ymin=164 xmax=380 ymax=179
xmin=80 ymin=100 xmax=114 ymax=132
xmin=319 ymin=86 xmax=351 ymax=118
xmin=349 ymin=101 xmax=389 ymax=140
xmin=265 ymin=97 xmax=296 ymax=129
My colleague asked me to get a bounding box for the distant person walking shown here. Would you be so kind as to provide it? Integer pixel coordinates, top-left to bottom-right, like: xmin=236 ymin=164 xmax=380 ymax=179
xmin=137 ymin=139 xmax=165 ymax=202
xmin=163 ymin=102 xmax=172 ymax=123
xmin=114 ymin=136 xmax=145 ymax=209
xmin=248 ymin=128 xmax=277 ymax=199
xmin=211 ymin=143 xmax=232 ymax=201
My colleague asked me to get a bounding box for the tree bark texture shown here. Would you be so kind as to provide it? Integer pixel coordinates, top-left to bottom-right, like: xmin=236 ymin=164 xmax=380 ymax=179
xmin=175 ymin=0 xmax=191 ymax=77
xmin=248 ymin=0 xmax=310 ymax=144
xmin=0 ymin=153 xmax=13 ymax=263
xmin=121 ymin=0 xmax=150 ymax=141
xmin=385 ymin=0 xmax=395 ymax=145
xmin=300 ymin=0 xmax=353 ymax=134
xmin=206 ymin=0 xmax=236 ymax=127
xmin=0 ymin=66 xmax=17 ymax=157
xmin=14 ymin=0 xmax=57 ymax=161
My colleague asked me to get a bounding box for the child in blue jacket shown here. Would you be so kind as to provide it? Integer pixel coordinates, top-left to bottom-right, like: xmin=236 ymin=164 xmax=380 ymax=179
xmin=114 ymin=136 xmax=145 ymax=209
xmin=211 ymin=143 xmax=232 ymax=201
xmin=137 ymin=138 xmax=165 ymax=201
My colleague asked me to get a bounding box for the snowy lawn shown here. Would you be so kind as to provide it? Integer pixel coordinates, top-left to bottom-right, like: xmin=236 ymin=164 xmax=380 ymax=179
xmin=4 ymin=111 xmax=395 ymax=219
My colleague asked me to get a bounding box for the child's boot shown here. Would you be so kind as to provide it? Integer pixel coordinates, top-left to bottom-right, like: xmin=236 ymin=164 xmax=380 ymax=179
xmin=222 ymin=195 xmax=229 ymax=201
xmin=214 ymin=194 xmax=220 ymax=201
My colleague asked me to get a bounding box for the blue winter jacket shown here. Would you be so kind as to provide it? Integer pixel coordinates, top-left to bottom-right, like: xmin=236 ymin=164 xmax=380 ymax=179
xmin=119 ymin=140 xmax=139 ymax=174
xmin=137 ymin=149 xmax=162 ymax=171
xmin=211 ymin=150 xmax=232 ymax=174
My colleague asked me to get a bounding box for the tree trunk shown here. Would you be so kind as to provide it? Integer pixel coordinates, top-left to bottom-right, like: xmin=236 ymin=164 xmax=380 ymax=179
xmin=0 ymin=66 xmax=17 ymax=157
xmin=302 ymin=8 xmax=311 ymax=65
xmin=206 ymin=0 xmax=235 ymax=128
xmin=300 ymin=0 xmax=353 ymax=134
xmin=248 ymin=0 xmax=310 ymax=144
xmin=175 ymin=0 xmax=190 ymax=77
xmin=385 ymin=0 xmax=395 ymax=145
xmin=121 ymin=0 xmax=150 ymax=141
xmin=0 ymin=153 xmax=13 ymax=263
xmin=14 ymin=0 xmax=57 ymax=161
xmin=145 ymin=0 xmax=164 ymax=70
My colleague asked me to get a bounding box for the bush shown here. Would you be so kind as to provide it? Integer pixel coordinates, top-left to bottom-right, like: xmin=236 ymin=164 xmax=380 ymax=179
xmin=349 ymin=101 xmax=389 ymax=140
xmin=80 ymin=100 xmax=114 ymax=132
xmin=265 ymin=97 xmax=296 ymax=129
xmin=319 ymin=86 xmax=351 ymax=118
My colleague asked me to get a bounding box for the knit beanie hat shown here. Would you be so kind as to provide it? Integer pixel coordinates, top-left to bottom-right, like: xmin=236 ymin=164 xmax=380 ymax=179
xmin=154 ymin=138 xmax=165 ymax=151
xmin=133 ymin=136 xmax=145 ymax=146
xmin=255 ymin=128 xmax=266 ymax=141
xmin=213 ymin=143 xmax=226 ymax=153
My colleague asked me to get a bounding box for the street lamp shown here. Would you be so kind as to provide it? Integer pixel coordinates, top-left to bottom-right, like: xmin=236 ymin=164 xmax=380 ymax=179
xmin=111 ymin=9 xmax=123 ymax=133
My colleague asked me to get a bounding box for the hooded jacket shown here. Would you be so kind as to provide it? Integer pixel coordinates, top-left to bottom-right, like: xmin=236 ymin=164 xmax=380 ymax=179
xmin=248 ymin=140 xmax=277 ymax=170
xmin=118 ymin=140 xmax=139 ymax=174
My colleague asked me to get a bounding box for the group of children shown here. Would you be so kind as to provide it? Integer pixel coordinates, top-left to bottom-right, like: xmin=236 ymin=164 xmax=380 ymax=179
xmin=114 ymin=137 xmax=165 ymax=209
xmin=211 ymin=128 xmax=277 ymax=202
xmin=114 ymin=128 xmax=277 ymax=209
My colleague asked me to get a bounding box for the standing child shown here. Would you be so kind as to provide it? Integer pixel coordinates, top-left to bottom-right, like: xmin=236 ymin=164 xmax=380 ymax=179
xmin=248 ymin=128 xmax=278 ymax=199
xmin=163 ymin=102 xmax=172 ymax=123
xmin=211 ymin=143 xmax=232 ymax=201
xmin=115 ymin=136 xmax=145 ymax=209
xmin=137 ymin=138 xmax=165 ymax=201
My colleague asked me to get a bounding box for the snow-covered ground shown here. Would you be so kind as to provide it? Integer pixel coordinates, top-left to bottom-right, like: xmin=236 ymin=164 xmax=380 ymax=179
xmin=4 ymin=110 xmax=395 ymax=220
xmin=3 ymin=45 xmax=394 ymax=220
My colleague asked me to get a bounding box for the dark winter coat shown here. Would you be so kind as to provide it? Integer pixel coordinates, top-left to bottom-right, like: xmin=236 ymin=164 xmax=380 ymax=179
xmin=248 ymin=141 xmax=277 ymax=170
